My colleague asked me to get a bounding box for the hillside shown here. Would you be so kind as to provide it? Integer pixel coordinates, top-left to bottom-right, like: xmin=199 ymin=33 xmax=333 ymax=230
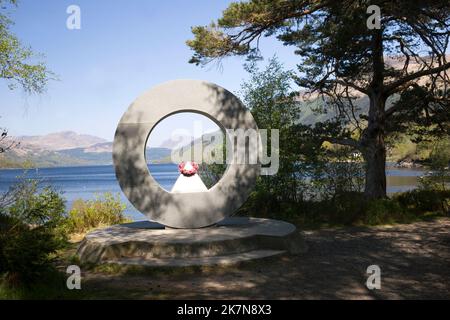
xmin=158 ymin=131 xmax=224 ymax=163
xmin=15 ymin=131 xmax=107 ymax=152
xmin=0 ymin=132 xmax=172 ymax=168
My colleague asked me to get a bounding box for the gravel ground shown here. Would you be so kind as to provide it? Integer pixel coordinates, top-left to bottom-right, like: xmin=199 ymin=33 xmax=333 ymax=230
xmin=82 ymin=218 xmax=450 ymax=299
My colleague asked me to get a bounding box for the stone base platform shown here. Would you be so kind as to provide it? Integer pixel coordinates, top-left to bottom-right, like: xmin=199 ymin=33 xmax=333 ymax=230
xmin=77 ymin=217 xmax=307 ymax=267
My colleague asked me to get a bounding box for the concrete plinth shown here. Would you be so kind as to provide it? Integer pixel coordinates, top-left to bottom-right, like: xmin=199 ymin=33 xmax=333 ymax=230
xmin=77 ymin=217 xmax=307 ymax=267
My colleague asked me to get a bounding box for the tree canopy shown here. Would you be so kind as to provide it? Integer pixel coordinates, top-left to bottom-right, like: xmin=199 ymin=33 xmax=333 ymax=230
xmin=187 ymin=0 xmax=450 ymax=198
xmin=0 ymin=0 xmax=52 ymax=94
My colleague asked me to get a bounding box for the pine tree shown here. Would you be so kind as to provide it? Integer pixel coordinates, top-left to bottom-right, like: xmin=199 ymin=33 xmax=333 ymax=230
xmin=187 ymin=0 xmax=450 ymax=199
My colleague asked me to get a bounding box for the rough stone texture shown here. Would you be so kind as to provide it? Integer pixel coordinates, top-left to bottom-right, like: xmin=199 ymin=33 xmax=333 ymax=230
xmin=113 ymin=80 xmax=260 ymax=228
xmin=104 ymin=250 xmax=285 ymax=267
xmin=77 ymin=217 xmax=307 ymax=267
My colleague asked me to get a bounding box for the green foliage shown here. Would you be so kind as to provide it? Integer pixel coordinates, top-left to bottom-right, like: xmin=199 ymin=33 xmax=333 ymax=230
xmin=239 ymin=57 xmax=303 ymax=203
xmin=187 ymin=0 xmax=450 ymax=199
xmin=395 ymin=189 xmax=450 ymax=215
xmin=0 ymin=267 xmax=81 ymax=299
xmin=387 ymin=85 xmax=450 ymax=139
xmin=386 ymin=133 xmax=417 ymax=161
xmin=0 ymin=178 xmax=67 ymax=286
xmin=237 ymin=58 xmax=365 ymax=212
xmin=0 ymin=0 xmax=53 ymax=93
xmin=385 ymin=132 xmax=450 ymax=165
xmin=309 ymin=147 xmax=365 ymax=200
xmin=187 ymin=23 xmax=247 ymax=65
xmin=198 ymin=163 xmax=227 ymax=189
xmin=187 ymin=0 xmax=449 ymax=96
xmin=248 ymin=189 xmax=449 ymax=230
xmin=429 ymin=138 xmax=450 ymax=169
xmin=363 ymin=199 xmax=407 ymax=226
xmin=64 ymin=193 xmax=130 ymax=234
xmin=418 ymin=138 xmax=450 ymax=191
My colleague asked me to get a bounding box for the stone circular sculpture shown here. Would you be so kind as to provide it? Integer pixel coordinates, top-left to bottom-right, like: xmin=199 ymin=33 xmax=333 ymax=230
xmin=113 ymin=79 xmax=260 ymax=228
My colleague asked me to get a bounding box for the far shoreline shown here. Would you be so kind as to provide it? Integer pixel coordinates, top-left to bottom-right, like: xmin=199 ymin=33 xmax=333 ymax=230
xmin=0 ymin=162 xmax=177 ymax=171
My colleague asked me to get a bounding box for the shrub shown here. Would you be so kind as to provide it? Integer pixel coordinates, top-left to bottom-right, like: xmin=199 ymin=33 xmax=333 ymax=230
xmin=65 ymin=193 xmax=130 ymax=234
xmin=0 ymin=267 xmax=81 ymax=299
xmin=0 ymin=179 xmax=67 ymax=286
xmin=394 ymin=189 xmax=450 ymax=215
xmin=362 ymin=199 xmax=407 ymax=225
xmin=330 ymin=191 xmax=366 ymax=223
xmin=243 ymin=187 xmax=449 ymax=230
xmin=418 ymin=138 xmax=450 ymax=191
xmin=198 ymin=163 xmax=226 ymax=189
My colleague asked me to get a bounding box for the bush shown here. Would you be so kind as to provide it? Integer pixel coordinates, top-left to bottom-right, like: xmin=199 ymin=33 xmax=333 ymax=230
xmin=198 ymin=163 xmax=226 ymax=189
xmin=242 ymin=188 xmax=450 ymax=230
xmin=0 ymin=267 xmax=81 ymax=299
xmin=394 ymin=189 xmax=450 ymax=215
xmin=418 ymin=138 xmax=450 ymax=191
xmin=362 ymin=199 xmax=408 ymax=225
xmin=65 ymin=193 xmax=130 ymax=234
xmin=0 ymin=179 xmax=67 ymax=286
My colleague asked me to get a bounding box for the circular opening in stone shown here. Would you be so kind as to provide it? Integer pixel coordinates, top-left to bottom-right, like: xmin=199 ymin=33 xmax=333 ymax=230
xmin=145 ymin=112 xmax=227 ymax=192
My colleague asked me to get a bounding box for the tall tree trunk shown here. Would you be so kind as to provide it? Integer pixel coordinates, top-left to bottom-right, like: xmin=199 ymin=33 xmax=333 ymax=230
xmin=362 ymin=92 xmax=387 ymax=199
xmin=362 ymin=28 xmax=387 ymax=199
xmin=362 ymin=136 xmax=387 ymax=199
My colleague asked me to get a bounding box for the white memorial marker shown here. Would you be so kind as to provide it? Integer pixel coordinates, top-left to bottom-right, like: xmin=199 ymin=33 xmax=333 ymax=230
xmin=171 ymin=161 xmax=208 ymax=193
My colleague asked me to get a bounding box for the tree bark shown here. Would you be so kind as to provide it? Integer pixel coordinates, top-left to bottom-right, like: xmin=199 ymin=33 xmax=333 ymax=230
xmin=361 ymin=28 xmax=387 ymax=200
xmin=362 ymin=138 xmax=387 ymax=199
xmin=361 ymin=92 xmax=387 ymax=199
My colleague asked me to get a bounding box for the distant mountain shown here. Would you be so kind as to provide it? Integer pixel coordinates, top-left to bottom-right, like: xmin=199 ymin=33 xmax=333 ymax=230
xmin=145 ymin=147 xmax=173 ymax=162
xmin=16 ymin=131 xmax=107 ymax=152
xmin=296 ymin=95 xmax=370 ymax=125
xmin=294 ymin=55 xmax=450 ymax=126
xmin=158 ymin=136 xmax=192 ymax=150
xmin=0 ymin=131 xmax=172 ymax=168
xmin=169 ymin=131 xmax=224 ymax=163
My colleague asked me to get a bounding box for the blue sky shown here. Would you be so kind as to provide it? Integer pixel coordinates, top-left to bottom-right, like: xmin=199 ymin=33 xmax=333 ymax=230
xmin=0 ymin=0 xmax=299 ymax=143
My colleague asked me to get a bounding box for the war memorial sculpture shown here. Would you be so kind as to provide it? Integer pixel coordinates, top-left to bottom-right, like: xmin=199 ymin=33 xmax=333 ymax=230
xmin=77 ymin=80 xmax=306 ymax=267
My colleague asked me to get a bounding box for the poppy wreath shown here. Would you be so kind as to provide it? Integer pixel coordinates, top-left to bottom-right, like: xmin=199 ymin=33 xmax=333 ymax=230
xmin=178 ymin=161 xmax=199 ymax=177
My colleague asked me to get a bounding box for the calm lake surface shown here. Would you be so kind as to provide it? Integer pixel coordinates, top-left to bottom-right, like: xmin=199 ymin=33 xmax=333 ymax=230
xmin=0 ymin=163 xmax=426 ymax=221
